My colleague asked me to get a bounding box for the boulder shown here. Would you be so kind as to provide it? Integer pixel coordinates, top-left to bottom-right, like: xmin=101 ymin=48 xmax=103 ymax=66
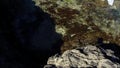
xmin=45 ymin=45 xmax=120 ymax=68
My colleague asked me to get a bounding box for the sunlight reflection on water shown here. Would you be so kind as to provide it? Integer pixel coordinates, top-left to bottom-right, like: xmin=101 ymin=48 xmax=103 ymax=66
xmin=107 ymin=0 xmax=114 ymax=6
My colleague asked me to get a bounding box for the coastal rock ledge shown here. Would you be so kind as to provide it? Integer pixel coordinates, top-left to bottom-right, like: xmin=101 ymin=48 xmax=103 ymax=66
xmin=44 ymin=45 xmax=120 ymax=68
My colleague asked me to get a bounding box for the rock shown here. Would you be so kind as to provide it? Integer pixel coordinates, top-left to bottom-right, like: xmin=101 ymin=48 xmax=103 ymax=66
xmin=44 ymin=64 xmax=56 ymax=68
xmin=113 ymin=1 xmax=120 ymax=11
xmin=34 ymin=0 xmax=120 ymax=52
xmin=45 ymin=45 xmax=120 ymax=68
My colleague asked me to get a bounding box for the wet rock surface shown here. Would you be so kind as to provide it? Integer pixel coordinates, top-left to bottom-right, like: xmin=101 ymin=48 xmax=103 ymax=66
xmin=45 ymin=44 xmax=120 ymax=68
xmin=33 ymin=0 xmax=120 ymax=67
xmin=34 ymin=0 xmax=120 ymax=52
xmin=1 ymin=0 xmax=120 ymax=68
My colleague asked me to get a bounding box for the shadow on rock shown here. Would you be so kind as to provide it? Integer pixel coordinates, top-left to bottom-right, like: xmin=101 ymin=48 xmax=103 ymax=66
xmin=0 ymin=0 xmax=63 ymax=68
xmin=97 ymin=38 xmax=120 ymax=63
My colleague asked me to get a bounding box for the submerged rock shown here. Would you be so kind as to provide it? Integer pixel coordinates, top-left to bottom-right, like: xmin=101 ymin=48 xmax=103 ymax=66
xmin=44 ymin=45 xmax=120 ymax=68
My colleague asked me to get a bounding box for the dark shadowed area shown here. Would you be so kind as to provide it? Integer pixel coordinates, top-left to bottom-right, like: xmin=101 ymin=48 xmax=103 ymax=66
xmin=97 ymin=38 xmax=120 ymax=62
xmin=0 ymin=0 xmax=63 ymax=68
